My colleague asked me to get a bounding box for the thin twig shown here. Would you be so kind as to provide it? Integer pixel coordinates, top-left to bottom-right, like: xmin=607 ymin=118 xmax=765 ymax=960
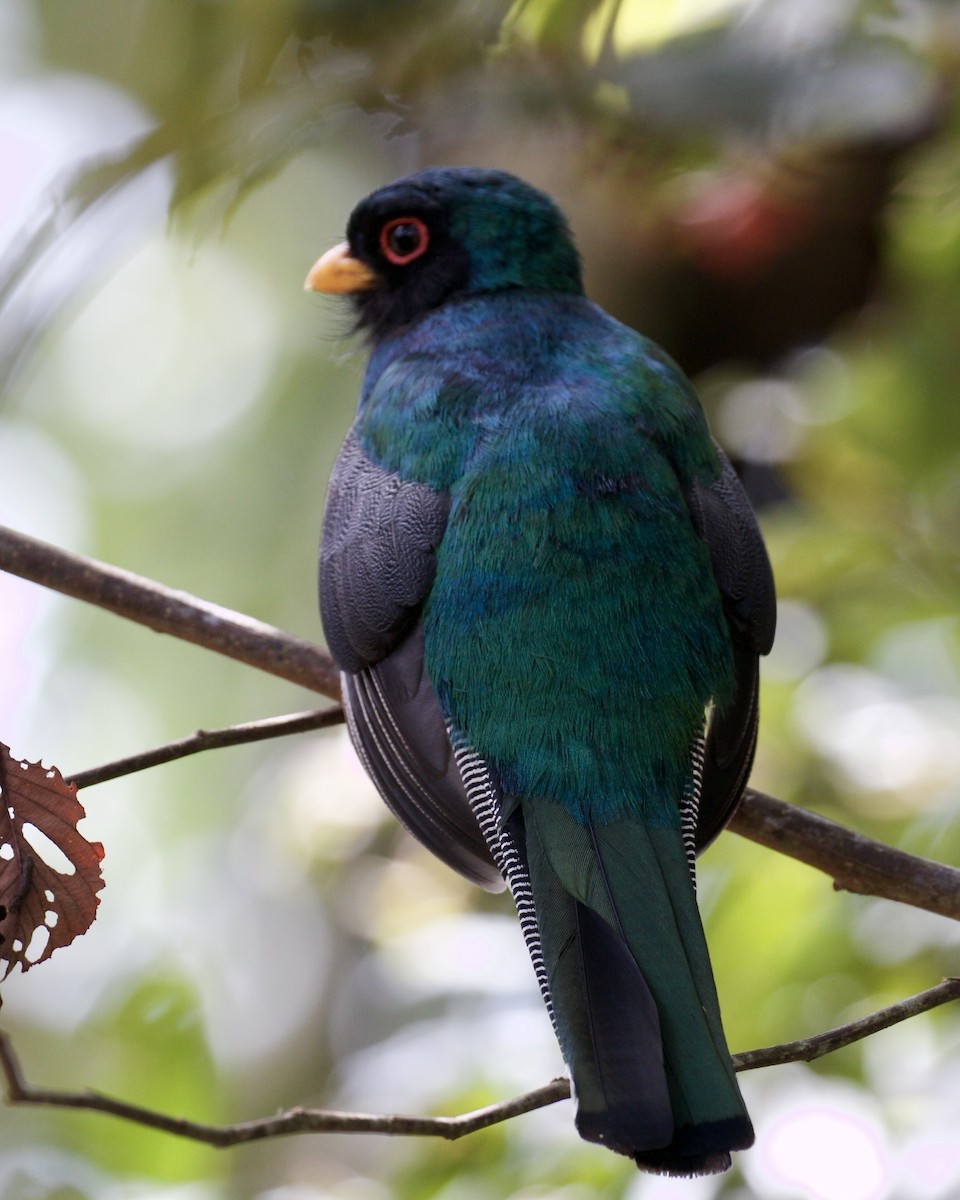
xmin=731 ymin=977 xmax=960 ymax=1070
xmin=2 ymin=980 xmax=956 ymax=1146
xmin=732 ymin=790 xmax=960 ymax=923
xmin=67 ymin=707 xmax=346 ymax=789
xmin=0 ymin=1026 xmax=570 ymax=1146
xmin=0 ymin=524 xmax=341 ymax=698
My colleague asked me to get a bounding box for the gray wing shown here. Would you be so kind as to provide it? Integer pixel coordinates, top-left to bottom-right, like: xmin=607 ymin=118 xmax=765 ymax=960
xmin=684 ymin=447 xmax=777 ymax=851
xmin=321 ymin=430 xmax=503 ymax=891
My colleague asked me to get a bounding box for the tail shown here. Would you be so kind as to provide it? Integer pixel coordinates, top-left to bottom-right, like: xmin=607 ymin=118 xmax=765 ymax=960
xmin=518 ymin=797 xmax=753 ymax=1176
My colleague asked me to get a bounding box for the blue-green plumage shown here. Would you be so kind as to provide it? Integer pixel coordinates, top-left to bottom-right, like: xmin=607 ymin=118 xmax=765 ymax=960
xmin=308 ymin=167 xmax=776 ymax=1175
xmin=357 ymin=291 xmax=733 ymax=825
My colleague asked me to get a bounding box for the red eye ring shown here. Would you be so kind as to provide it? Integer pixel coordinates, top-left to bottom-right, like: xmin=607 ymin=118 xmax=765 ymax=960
xmin=379 ymin=216 xmax=430 ymax=265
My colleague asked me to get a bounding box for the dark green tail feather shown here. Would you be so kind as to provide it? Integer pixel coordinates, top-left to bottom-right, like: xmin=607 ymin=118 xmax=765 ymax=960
xmin=569 ymin=900 xmax=674 ymax=1150
xmin=520 ymin=797 xmax=753 ymax=1175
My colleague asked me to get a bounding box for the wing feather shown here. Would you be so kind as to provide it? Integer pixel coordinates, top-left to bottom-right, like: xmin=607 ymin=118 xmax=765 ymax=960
xmin=343 ymin=629 xmax=502 ymax=890
xmin=685 ymin=447 xmax=776 ymax=850
xmin=320 ymin=430 xmax=500 ymax=889
xmin=320 ymin=429 xmax=450 ymax=673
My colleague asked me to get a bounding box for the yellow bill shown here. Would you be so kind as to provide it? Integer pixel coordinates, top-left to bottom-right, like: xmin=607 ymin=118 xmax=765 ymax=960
xmin=304 ymin=243 xmax=378 ymax=294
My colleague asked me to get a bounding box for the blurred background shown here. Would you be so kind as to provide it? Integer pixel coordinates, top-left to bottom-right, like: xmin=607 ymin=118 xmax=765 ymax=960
xmin=1 ymin=0 xmax=960 ymax=1197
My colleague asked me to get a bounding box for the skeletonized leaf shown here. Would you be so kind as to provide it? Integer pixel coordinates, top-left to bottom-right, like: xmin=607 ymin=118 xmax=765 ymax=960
xmin=0 ymin=744 xmax=105 ymax=979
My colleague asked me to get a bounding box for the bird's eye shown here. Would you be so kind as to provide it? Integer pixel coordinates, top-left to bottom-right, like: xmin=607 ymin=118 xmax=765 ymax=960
xmin=380 ymin=216 xmax=429 ymax=265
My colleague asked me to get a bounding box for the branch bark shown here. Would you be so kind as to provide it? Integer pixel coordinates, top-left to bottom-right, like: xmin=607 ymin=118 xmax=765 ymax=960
xmin=3 ymin=979 xmax=957 ymax=1146
xmin=731 ymin=790 xmax=960 ymax=922
xmin=0 ymin=524 xmax=341 ymax=698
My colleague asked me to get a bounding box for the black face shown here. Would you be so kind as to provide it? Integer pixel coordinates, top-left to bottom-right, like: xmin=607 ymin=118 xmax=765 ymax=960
xmin=345 ymin=185 xmax=471 ymax=340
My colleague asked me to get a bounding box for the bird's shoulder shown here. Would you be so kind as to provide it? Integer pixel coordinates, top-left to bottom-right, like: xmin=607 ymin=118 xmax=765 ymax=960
xmin=355 ymin=292 xmax=719 ymax=491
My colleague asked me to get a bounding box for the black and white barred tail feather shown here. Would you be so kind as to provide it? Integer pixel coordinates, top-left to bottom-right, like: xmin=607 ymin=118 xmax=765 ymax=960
xmin=447 ymin=731 xmax=555 ymax=1025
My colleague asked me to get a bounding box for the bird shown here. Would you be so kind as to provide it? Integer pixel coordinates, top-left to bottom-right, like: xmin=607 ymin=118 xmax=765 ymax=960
xmin=304 ymin=166 xmax=776 ymax=1176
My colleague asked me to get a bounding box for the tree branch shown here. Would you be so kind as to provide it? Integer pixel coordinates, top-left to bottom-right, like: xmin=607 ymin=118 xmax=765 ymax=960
xmin=0 ymin=524 xmax=341 ymax=698
xmin=67 ymin=707 xmax=345 ymax=789
xmin=731 ymin=790 xmax=960 ymax=922
xmin=3 ymin=980 xmax=956 ymax=1146
xmin=5 ymin=524 xmax=960 ymax=922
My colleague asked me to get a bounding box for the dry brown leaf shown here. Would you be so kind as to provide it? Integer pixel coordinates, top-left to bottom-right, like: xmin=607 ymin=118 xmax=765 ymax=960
xmin=0 ymin=744 xmax=104 ymax=979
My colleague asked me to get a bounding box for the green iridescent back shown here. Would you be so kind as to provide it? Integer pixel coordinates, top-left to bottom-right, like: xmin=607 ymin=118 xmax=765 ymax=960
xmin=355 ymin=290 xmax=733 ymax=825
